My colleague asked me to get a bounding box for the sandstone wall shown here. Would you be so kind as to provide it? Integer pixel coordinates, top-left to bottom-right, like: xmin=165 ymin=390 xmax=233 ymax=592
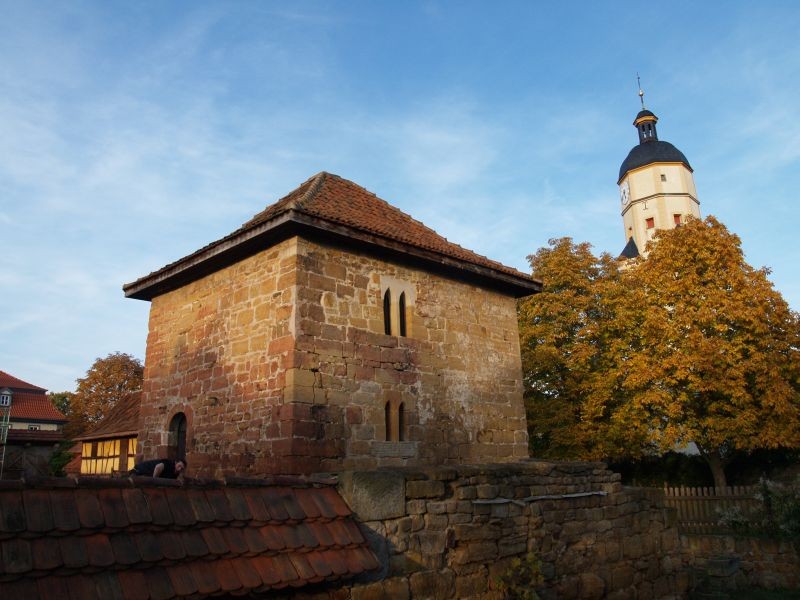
xmin=139 ymin=237 xmax=299 ymax=476
xmin=290 ymin=238 xmax=528 ymax=472
xmin=331 ymin=461 xmax=688 ymax=600
xmin=139 ymin=236 xmax=529 ymax=476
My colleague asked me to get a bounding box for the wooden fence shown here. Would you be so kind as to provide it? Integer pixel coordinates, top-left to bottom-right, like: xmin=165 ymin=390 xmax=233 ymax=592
xmin=642 ymin=485 xmax=762 ymax=534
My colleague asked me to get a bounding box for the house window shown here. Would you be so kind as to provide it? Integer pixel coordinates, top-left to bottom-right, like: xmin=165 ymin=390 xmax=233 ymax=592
xmin=27 ymin=424 xmax=40 ymax=431
xmin=0 ymin=388 xmax=11 ymax=407
xmin=168 ymin=413 xmax=187 ymax=460
xmin=383 ymin=290 xmax=392 ymax=335
xmin=673 ymin=214 xmax=682 ymax=226
xmin=646 ymin=217 xmax=655 ymax=229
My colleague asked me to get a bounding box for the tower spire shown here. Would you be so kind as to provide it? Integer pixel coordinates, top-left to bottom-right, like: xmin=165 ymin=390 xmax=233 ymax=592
xmin=637 ymin=73 xmax=645 ymax=109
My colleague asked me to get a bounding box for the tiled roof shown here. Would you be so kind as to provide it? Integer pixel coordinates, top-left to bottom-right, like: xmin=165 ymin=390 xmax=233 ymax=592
xmin=76 ymin=392 xmax=140 ymax=441
xmin=8 ymin=392 xmax=66 ymax=423
xmin=0 ymin=370 xmax=46 ymax=393
xmin=124 ymin=172 xmax=541 ymax=300
xmin=0 ymin=476 xmax=379 ymax=599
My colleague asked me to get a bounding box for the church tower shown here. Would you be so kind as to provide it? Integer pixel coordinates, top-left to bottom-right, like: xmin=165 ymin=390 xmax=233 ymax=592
xmin=618 ymin=86 xmax=700 ymax=258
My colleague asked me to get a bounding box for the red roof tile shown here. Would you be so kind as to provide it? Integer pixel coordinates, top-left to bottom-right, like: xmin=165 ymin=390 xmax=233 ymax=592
xmin=76 ymin=392 xmax=140 ymax=441
xmin=124 ymin=172 xmax=541 ymax=301
xmin=8 ymin=392 xmax=66 ymax=423
xmin=0 ymin=370 xmax=46 ymax=392
xmin=0 ymin=476 xmax=378 ymax=597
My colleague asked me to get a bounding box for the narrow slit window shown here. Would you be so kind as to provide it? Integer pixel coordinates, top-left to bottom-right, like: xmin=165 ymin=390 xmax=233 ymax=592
xmin=660 ymin=174 xmax=667 ymax=182
xmin=398 ymin=292 xmax=407 ymax=337
xmin=384 ymin=401 xmax=392 ymax=441
xmin=398 ymin=402 xmax=405 ymax=441
xmin=383 ymin=289 xmax=392 ymax=335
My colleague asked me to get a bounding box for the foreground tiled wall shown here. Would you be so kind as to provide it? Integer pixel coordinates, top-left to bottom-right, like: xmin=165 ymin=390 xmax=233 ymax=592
xmin=139 ymin=236 xmax=529 ymax=477
xmin=333 ymin=461 xmax=689 ymax=600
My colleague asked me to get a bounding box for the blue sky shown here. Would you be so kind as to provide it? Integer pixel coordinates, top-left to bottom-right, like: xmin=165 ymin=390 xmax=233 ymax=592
xmin=2 ymin=1 xmax=799 ymax=393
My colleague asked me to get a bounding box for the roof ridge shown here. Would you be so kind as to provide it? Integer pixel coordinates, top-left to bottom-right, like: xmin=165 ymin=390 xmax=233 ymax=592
xmin=292 ymin=171 xmax=328 ymax=211
xmin=304 ymin=174 xmax=526 ymax=276
xmin=0 ymin=369 xmax=47 ymax=392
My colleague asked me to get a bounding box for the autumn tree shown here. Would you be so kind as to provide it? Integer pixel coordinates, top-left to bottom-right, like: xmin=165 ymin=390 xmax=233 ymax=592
xmin=617 ymin=217 xmax=800 ymax=487
xmin=520 ymin=217 xmax=800 ymax=487
xmin=69 ymin=352 xmax=143 ymax=435
xmin=47 ymin=391 xmax=74 ymax=417
xmin=519 ymin=238 xmax=651 ymax=461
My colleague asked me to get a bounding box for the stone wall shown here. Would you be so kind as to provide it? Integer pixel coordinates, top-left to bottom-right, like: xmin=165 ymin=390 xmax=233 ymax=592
xmin=139 ymin=237 xmax=298 ymax=475
xmin=139 ymin=235 xmax=529 ymax=477
xmin=331 ymin=461 xmax=688 ymax=599
xmin=291 ymin=238 xmax=528 ymax=472
xmin=681 ymin=534 xmax=800 ymax=591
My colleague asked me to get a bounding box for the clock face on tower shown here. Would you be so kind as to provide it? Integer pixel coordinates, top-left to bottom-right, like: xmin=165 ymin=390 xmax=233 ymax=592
xmin=620 ymin=180 xmax=630 ymax=206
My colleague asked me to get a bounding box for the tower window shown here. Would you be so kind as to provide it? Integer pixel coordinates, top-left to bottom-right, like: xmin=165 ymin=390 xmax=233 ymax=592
xmin=168 ymin=412 xmax=187 ymax=460
xmin=646 ymin=217 xmax=655 ymax=229
xmin=398 ymin=292 xmax=407 ymax=337
xmin=384 ymin=401 xmax=392 ymax=441
xmin=660 ymin=174 xmax=667 ymax=182
xmin=383 ymin=289 xmax=392 ymax=335
xmin=398 ymin=402 xmax=405 ymax=441
xmin=674 ymin=214 xmax=682 ymax=226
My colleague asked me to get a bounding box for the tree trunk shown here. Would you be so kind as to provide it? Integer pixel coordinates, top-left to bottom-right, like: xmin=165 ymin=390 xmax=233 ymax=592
xmin=702 ymin=449 xmax=729 ymax=489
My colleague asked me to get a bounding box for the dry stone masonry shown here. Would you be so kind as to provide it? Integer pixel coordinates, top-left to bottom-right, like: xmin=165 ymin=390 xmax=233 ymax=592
xmin=336 ymin=461 xmax=688 ymax=600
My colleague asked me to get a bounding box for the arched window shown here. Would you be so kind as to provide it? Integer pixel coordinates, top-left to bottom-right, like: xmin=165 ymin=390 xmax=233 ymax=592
xmin=168 ymin=412 xmax=187 ymax=460
xmin=398 ymin=402 xmax=405 ymax=441
xmin=383 ymin=289 xmax=392 ymax=335
xmin=384 ymin=402 xmax=392 ymax=441
xmin=398 ymin=292 xmax=407 ymax=337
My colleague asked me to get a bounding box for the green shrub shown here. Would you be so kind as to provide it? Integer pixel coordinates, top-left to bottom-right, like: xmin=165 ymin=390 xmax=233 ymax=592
xmin=494 ymin=552 xmax=543 ymax=600
xmin=718 ymin=478 xmax=800 ymax=542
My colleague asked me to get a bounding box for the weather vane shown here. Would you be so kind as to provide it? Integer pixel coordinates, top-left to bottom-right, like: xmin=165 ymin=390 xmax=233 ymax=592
xmin=637 ymin=73 xmax=645 ymax=109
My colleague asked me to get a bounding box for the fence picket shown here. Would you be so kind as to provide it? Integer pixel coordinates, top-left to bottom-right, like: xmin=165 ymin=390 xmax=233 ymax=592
xmin=644 ymin=484 xmax=761 ymax=534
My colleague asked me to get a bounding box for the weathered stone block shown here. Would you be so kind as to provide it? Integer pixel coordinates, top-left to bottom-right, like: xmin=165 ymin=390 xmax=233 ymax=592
xmin=406 ymin=480 xmax=445 ymax=499
xmin=338 ymin=470 xmax=406 ymax=521
xmin=410 ymin=569 xmax=455 ymax=599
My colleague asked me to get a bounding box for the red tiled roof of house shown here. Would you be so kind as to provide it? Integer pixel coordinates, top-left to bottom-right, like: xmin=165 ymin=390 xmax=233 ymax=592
xmin=0 ymin=370 xmax=46 ymax=392
xmin=76 ymin=392 xmax=140 ymax=441
xmin=124 ymin=172 xmax=541 ymax=300
xmin=8 ymin=392 xmax=66 ymax=423
xmin=0 ymin=475 xmax=379 ymax=598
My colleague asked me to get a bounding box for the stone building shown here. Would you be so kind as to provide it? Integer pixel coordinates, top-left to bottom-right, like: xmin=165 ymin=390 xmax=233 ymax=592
xmin=124 ymin=173 xmax=540 ymax=477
